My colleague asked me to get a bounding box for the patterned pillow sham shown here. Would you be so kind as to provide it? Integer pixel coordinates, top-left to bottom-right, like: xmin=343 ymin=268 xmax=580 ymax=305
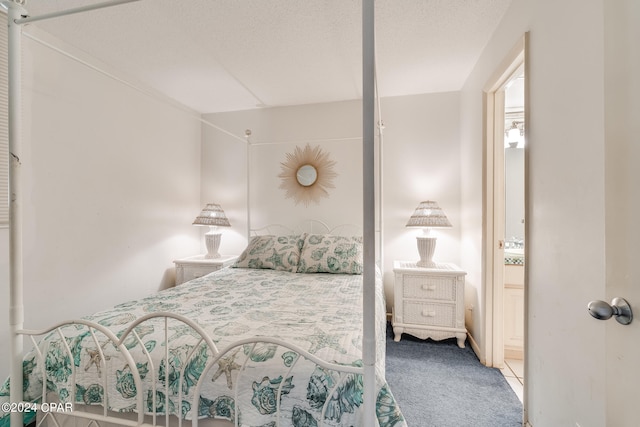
xmin=233 ymin=234 xmax=306 ymax=272
xmin=297 ymin=234 xmax=363 ymax=274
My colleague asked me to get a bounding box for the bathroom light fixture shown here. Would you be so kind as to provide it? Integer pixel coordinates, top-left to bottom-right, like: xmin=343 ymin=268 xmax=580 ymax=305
xmin=193 ymin=203 xmax=231 ymax=258
xmin=406 ymin=201 xmax=452 ymax=267
xmin=505 ymin=120 xmax=525 ymax=148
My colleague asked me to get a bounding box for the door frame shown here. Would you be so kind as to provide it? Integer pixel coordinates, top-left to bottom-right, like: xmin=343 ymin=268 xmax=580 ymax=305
xmin=482 ymin=35 xmax=528 ymax=371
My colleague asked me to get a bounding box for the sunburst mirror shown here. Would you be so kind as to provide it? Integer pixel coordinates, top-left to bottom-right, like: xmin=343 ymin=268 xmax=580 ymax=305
xmin=278 ymin=144 xmax=338 ymax=207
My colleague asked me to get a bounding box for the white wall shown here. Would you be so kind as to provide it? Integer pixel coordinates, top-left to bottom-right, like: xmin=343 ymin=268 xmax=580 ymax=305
xmin=200 ymin=119 xmax=248 ymax=258
xmin=0 ymin=33 xmax=203 ymax=380
xmin=379 ymin=92 xmax=461 ymax=301
xmin=202 ymin=93 xmax=462 ymax=307
xmin=201 ymin=101 xmax=365 ymax=269
xmin=202 ymin=101 xmax=362 ymax=234
xmin=461 ymin=0 xmax=607 ymax=425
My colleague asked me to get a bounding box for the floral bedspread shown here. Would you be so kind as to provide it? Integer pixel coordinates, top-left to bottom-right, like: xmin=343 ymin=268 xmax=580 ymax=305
xmin=1 ymin=267 xmax=405 ymax=427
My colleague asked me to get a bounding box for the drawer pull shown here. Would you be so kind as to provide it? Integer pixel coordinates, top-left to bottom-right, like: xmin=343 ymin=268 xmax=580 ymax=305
xmin=422 ymin=310 xmax=436 ymax=317
xmin=422 ymin=284 xmax=437 ymax=291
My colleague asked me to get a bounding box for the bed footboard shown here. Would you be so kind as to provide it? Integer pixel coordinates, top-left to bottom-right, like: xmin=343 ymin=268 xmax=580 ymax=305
xmin=12 ymin=312 xmax=367 ymax=427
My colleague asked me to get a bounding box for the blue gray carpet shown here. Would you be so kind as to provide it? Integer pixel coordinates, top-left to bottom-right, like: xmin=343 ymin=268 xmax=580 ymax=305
xmin=385 ymin=323 xmax=523 ymax=427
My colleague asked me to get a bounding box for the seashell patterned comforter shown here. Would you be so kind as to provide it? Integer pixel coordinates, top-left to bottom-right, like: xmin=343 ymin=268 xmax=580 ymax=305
xmin=0 ymin=267 xmax=406 ymax=427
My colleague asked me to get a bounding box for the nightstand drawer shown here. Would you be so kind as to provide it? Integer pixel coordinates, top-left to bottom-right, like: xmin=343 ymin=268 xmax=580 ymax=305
xmin=403 ymin=301 xmax=456 ymax=327
xmin=180 ymin=265 xmax=216 ymax=282
xmin=401 ymin=274 xmax=457 ymax=301
xmin=174 ymin=255 xmax=237 ymax=286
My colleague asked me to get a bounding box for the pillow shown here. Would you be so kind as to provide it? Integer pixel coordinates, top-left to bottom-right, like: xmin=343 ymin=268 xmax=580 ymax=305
xmin=233 ymin=234 xmax=306 ymax=272
xmin=298 ymin=234 xmax=363 ymax=274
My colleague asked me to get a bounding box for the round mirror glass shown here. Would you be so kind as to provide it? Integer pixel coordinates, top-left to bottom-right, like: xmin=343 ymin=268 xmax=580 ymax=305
xmin=296 ymin=164 xmax=318 ymax=187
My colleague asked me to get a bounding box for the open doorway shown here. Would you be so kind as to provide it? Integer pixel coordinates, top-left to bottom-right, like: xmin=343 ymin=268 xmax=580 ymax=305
xmin=482 ymin=36 xmax=527 ymax=405
xmin=502 ymin=70 xmax=525 ymax=398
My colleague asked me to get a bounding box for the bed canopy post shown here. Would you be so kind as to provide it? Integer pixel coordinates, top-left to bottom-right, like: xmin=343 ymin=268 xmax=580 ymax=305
xmin=362 ymin=0 xmax=377 ymax=425
xmin=4 ymin=2 xmax=26 ymax=426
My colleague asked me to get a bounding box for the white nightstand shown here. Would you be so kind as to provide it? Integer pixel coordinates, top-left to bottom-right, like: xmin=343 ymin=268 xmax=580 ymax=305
xmin=392 ymin=261 xmax=467 ymax=348
xmin=173 ymin=255 xmax=237 ymax=286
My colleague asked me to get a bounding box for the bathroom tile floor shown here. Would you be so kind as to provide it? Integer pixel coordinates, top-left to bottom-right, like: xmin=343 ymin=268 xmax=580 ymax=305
xmin=501 ymin=358 xmax=524 ymax=403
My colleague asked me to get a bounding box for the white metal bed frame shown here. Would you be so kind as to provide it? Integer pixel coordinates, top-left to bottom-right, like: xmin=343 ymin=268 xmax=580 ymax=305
xmin=2 ymin=1 xmax=379 ymax=426
xmin=22 ymin=312 xmax=368 ymax=427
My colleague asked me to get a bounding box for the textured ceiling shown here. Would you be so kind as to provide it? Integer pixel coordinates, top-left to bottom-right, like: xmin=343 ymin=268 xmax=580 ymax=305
xmin=20 ymin=0 xmax=513 ymax=114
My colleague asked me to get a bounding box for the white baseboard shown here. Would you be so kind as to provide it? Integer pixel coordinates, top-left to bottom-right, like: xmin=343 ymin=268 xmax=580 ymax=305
xmin=467 ymin=333 xmax=485 ymax=365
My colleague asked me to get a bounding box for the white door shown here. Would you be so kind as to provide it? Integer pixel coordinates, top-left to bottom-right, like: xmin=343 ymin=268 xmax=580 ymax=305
xmin=602 ymin=0 xmax=640 ymax=424
xmin=526 ymin=3 xmax=639 ymax=422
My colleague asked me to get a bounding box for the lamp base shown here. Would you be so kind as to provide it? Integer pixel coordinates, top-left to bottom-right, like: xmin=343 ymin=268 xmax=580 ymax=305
xmin=416 ymin=236 xmax=437 ymax=267
xmin=204 ymin=232 xmax=222 ymax=259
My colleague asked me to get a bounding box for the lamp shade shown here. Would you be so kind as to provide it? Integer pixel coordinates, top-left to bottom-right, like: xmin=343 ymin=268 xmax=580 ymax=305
xmin=192 ymin=203 xmax=231 ymax=227
xmin=406 ymin=201 xmax=451 ymax=228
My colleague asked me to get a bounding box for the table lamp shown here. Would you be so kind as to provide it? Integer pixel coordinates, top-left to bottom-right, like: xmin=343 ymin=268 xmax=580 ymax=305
xmin=193 ymin=203 xmax=231 ymax=258
xmin=406 ymin=200 xmax=451 ymax=267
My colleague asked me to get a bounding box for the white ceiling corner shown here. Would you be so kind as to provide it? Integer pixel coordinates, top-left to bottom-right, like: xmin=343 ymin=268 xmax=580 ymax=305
xmin=20 ymin=0 xmax=513 ymax=114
